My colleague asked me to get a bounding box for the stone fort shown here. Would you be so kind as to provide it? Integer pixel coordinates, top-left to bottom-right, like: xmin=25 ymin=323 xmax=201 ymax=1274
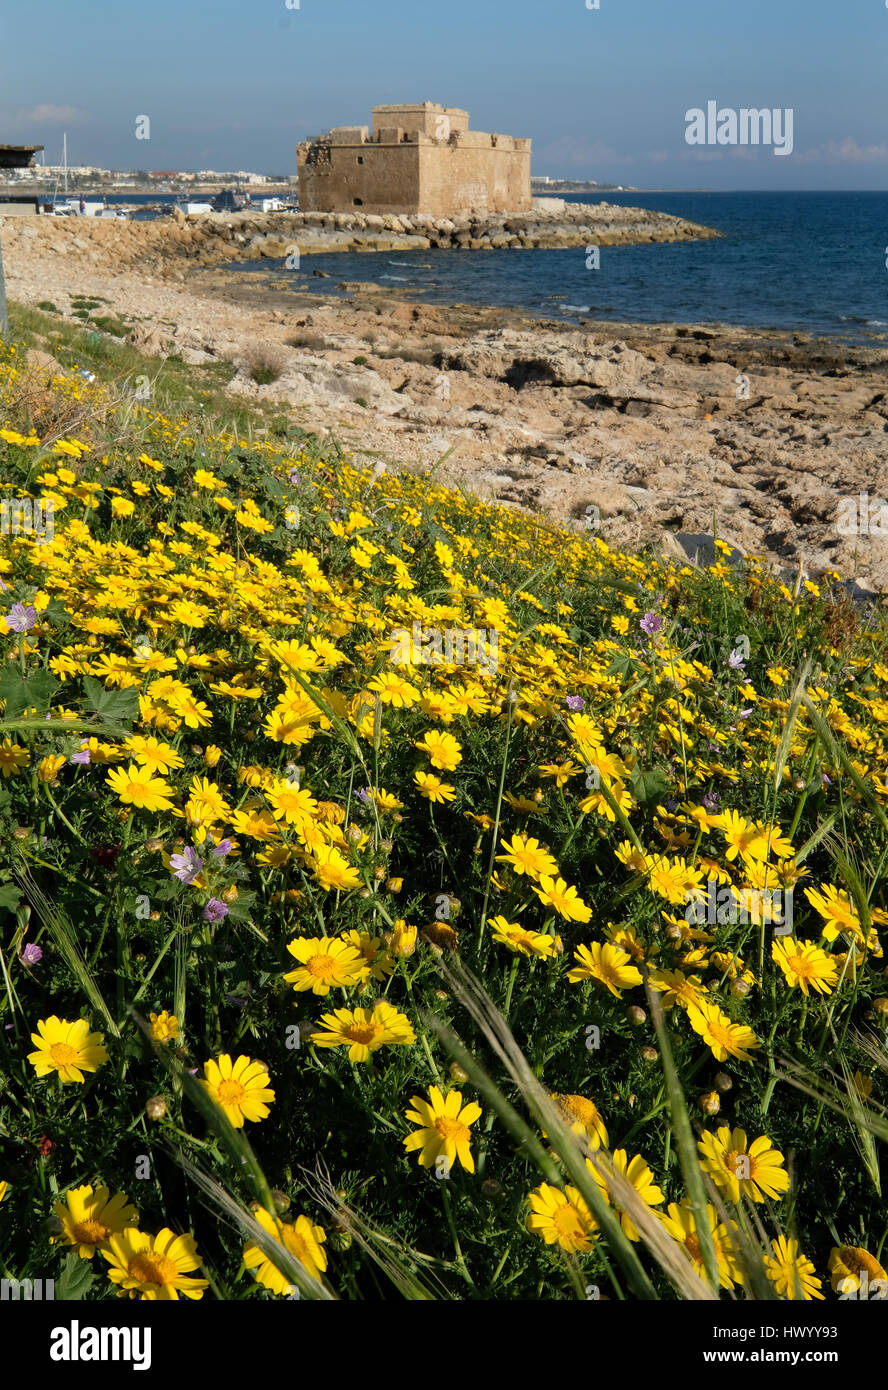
xmin=297 ymin=103 xmax=531 ymax=217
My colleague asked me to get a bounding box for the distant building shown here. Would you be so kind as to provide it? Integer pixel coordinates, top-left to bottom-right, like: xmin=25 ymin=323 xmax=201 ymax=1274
xmin=297 ymin=102 xmax=531 ymax=216
xmin=0 ymin=144 xmax=44 ymax=215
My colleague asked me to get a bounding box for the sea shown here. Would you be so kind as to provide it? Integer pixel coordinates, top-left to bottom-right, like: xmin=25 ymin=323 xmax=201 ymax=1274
xmin=229 ymin=191 xmax=888 ymax=345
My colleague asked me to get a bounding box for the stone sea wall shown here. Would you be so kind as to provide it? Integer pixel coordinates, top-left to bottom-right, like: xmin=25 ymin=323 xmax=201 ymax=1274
xmin=0 ymin=201 xmax=719 ymax=279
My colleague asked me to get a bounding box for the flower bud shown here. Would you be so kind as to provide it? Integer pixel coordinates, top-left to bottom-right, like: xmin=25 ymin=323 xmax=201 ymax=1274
xmin=872 ymin=997 xmax=888 ymax=1017
xmin=449 ymin=1062 xmax=469 ymax=1083
xmin=145 ymin=1095 xmax=167 ymax=1120
xmin=714 ymin=1071 xmax=732 ymax=1092
xmin=730 ymin=977 xmax=750 ymax=998
xmin=641 ymin=1046 xmax=659 ymax=1063
xmin=699 ymin=1090 xmax=720 ymax=1115
xmin=271 ymin=1189 xmax=291 ymax=1214
xmin=481 ymin=1179 xmax=503 ymax=1199
xmin=626 ymin=1005 xmax=646 ymax=1026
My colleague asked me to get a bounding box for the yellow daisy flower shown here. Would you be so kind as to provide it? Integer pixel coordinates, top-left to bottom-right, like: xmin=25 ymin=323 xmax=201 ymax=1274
xmin=403 ymin=1085 xmax=482 ymax=1174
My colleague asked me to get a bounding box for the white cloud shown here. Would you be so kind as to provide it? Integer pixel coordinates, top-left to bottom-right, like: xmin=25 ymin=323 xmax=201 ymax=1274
xmin=17 ymin=104 xmax=87 ymax=125
xmin=796 ymin=137 xmax=888 ymax=164
xmin=533 ymin=135 xmax=640 ymax=169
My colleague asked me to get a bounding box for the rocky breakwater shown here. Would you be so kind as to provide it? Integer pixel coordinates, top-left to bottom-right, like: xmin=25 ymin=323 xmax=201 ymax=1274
xmin=0 ymin=201 xmax=718 ymax=280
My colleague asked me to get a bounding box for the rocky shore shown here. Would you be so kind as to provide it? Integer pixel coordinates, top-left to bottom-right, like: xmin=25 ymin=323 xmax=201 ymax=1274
xmin=0 ymin=200 xmax=718 ymax=278
xmin=3 ymin=211 xmax=888 ymax=595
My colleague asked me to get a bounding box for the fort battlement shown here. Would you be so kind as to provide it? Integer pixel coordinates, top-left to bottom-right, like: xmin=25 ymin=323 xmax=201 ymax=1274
xmin=298 ymin=103 xmax=532 ymax=216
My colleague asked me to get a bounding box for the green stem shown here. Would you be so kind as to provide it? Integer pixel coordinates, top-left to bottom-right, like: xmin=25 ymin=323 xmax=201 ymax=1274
xmin=502 ymin=955 xmax=520 ymax=1020
xmin=440 ymin=1180 xmax=473 ymax=1288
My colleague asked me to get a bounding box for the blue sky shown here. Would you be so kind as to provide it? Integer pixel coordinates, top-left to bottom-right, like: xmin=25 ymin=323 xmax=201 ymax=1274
xmin=3 ymin=0 xmax=887 ymax=188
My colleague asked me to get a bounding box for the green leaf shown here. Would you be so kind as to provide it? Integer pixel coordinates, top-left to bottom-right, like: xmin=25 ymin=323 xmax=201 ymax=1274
xmin=0 ymin=882 xmax=22 ymax=912
xmin=43 ymin=598 xmax=71 ymax=627
xmin=605 ymin=651 xmax=642 ymax=678
xmin=81 ymin=676 xmax=139 ymax=723
xmin=0 ymin=667 xmax=59 ymax=718
xmin=56 ymin=1251 xmax=96 ymax=1301
xmin=225 ymin=889 xmax=257 ymax=922
xmin=628 ymin=765 xmax=671 ymax=804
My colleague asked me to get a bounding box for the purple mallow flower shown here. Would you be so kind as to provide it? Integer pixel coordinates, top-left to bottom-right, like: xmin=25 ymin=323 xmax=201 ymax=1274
xmin=640 ymin=612 xmax=663 ymax=637
xmin=20 ymin=942 xmax=43 ymax=966
xmin=170 ymin=846 xmax=204 ymax=884
xmin=564 ymin=695 xmax=585 ymax=712
xmin=702 ymin=791 xmax=721 ymax=812
xmin=726 ymin=648 xmax=746 ymax=671
xmin=204 ymin=898 xmax=229 ymax=923
xmin=212 ymin=838 xmax=233 ymax=858
xmin=69 ymin=748 xmax=91 ymax=766
xmin=5 ymin=603 xmax=37 ymax=633
xmin=356 ymin=787 xmax=372 ymax=805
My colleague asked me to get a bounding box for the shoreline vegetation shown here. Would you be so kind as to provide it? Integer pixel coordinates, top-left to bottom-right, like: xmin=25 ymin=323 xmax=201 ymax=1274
xmin=1 ymin=319 xmax=888 ymax=1307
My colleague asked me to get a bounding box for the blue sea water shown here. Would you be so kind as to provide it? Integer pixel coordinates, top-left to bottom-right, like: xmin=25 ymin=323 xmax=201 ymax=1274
xmin=240 ymin=191 xmax=888 ymax=344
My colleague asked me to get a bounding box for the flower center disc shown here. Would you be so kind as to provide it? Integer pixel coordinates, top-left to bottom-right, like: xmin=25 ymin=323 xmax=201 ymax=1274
xmin=216 ymin=1079 xmax=248 ymax=1106
xmin=434 ymin=1116 xmax=469 ymax=1142
xmin=552 ymin=1204 xmax=585 ymax=1242
xmin=345 ymin=1023 xmax=378 ymax=1045
xmin=307 ymin=956 xmax=337 ymax=978
xmin=129 ymin=1252 xmax=178 ymax=1285
xmin=72 ymin=1219 xmax=108 ymax=1244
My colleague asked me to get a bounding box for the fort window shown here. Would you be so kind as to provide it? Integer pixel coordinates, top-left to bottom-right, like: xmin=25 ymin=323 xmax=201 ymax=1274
xmin=357 ymin=156 xmax=364 ymax=164
xmin=353 ymin=198 xmax=363 ymax=206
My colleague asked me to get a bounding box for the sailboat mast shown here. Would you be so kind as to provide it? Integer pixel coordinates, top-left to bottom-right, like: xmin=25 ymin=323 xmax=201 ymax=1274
xmin=63 ymin=133 xmax=68 ymax=195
